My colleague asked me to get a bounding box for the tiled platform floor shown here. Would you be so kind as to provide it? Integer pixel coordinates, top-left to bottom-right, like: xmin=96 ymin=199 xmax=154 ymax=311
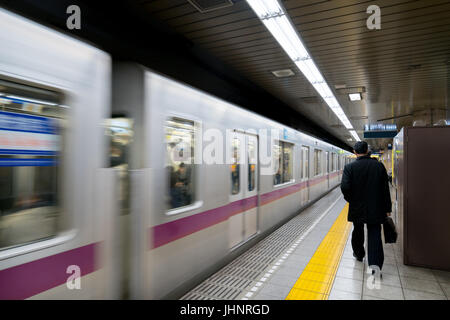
xmin=329 ymin=230 xmax=450 ymax=300
xmin=250 ymin=195 xmax=348 ymax=300
xmin=249 ymin=193 xmax=450 ymax=300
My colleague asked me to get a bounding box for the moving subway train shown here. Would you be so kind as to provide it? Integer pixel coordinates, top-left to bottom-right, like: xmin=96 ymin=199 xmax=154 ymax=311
xmin=0 ymin=9 xmax=353 ymax=299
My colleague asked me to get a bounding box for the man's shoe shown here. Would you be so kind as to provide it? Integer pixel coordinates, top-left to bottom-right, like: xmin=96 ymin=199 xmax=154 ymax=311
xmin=353 ymin=252 xmax=364 ymax=262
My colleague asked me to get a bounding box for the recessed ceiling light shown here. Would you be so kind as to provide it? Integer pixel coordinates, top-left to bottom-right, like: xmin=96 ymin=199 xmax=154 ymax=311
xmin=187 ymin=0 xmax=233 ymax=13
xmin=271 ymin=69 xmax=295 ymax=78
xmin=348 ymin=93 xmax=362 ymax=101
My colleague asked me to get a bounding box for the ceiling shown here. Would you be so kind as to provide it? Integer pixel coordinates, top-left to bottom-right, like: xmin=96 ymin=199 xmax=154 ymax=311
xmin=127 ymin=0 xmax=450 ymax=150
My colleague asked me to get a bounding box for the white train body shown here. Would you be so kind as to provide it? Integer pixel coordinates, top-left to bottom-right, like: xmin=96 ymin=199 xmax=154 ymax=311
xmin=0 ymin=9 xmax=352 ymax=299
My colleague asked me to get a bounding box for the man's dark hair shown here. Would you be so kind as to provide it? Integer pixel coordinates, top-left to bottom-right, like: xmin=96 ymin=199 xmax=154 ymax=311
xmin=353 ymin=141 xmax=368 ymax=154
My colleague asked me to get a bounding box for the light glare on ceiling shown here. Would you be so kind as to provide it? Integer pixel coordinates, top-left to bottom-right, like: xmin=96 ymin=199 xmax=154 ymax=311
xmin=246 ymin=0 xmax=359 ymax=140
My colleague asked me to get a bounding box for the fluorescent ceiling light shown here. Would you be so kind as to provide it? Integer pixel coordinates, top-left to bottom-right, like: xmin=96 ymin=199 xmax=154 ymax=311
xmin=341 ymin=117 xmax=354 ymax=130
xmin=262 ymin=16 xmax=309 ymax=61
xmin=247 ymin=0 xmax=283 ymax=17
xmin=349 ymin=130 xmax=361 ymax=141
xmin=246 ymin=0 xmax=355 ymax=137
xmin=294 ymin=59 xmax=324 ymax=84
xmin=349 ymin=93 xmax=362 ymax=101
xmin=312 ymin=82 xmax=333 ymax=98
xmin=324 ymin=97 xmax=339 ymax=109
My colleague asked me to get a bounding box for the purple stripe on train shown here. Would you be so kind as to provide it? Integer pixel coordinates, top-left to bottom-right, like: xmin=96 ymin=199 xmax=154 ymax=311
xmin=0 ymin=242 xmax=100 ymax=300
xmin=260 ymin=180 xmax=307 ymax=205
xmin=151 ymin=196 xmax=258 ymax=249
xmin=329 ymin=171 xmax=341 ymax=179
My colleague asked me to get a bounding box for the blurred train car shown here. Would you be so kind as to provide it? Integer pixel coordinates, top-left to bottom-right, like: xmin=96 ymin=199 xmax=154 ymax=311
xmin=112 ymin=64 xmax=352 ymax=299
xmin=0 ymin=8 xmax=118 ymax=299
xmin=0 ymin=8 xmax=353 ymax=299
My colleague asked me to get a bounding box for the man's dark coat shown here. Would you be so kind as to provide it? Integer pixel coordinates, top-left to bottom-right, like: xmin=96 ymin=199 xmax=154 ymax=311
xmin=341 ymin=155 xmax=392 ymax=224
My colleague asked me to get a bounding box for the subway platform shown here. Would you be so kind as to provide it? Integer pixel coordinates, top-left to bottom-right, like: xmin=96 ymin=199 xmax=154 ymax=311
xmin=182 ymin=187 xmax=450 ymax=300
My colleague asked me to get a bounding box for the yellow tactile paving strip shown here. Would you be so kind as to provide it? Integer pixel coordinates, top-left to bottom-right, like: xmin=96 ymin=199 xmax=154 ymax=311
xmin=286 ymin=203 xmax=352 ymax=300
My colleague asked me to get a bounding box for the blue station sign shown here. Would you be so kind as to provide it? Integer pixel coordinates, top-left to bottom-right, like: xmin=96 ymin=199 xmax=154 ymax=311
xmin=363 ymin=123 xmax=398 ymax=139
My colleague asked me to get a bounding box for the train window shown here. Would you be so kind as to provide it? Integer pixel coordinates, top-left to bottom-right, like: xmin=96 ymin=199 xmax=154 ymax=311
xmin=105 ymin=117 xmax=133 ymax=213
xmin=165 ymin=117 xmax=196 ymax=210
xmin=231 ymin=137 xmax=240 ymax=195
xmin=248 ymin=138 xmax=256 ymax=192
xmin=301 ymin=146 xmax=309 ymax=180
xmin=282 ymin=142 xmax=293 ymax=183
xmin=274 ymin=141 xmax=293 ymax=186
xmin=325 ymin=151 xmax=329 ymax=174
xmin=0 ymin=79 xmax=65 ymax=250
xmin=314 ymin=149 xmax=322 ymax=176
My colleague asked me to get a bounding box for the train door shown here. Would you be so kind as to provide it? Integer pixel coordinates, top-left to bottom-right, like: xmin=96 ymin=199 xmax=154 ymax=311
xmin=325 ymin=151 xmax=330 ymax=189
xmin=229 ymin=131 xmax=259 ymax=249
xmin=244 ymin=133 xmax=258 ymax=240
xmin=301 ymin=146 xmax=310 ymax=203
xmin=104 ymin=116 xmax=133 ymax=298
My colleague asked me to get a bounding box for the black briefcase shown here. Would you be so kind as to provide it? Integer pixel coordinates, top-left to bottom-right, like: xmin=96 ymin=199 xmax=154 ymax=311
xmin=383 ymin=217 xmax=398 ymax=243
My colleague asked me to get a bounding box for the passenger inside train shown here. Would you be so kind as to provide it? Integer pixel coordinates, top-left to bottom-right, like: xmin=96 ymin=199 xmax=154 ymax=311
xmin=169 ymin=163 xmax=192 ymax=209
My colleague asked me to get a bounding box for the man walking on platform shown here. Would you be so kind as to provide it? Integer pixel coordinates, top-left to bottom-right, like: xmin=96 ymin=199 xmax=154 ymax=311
xmin=340 ymin=141 xmax=392 ymax=278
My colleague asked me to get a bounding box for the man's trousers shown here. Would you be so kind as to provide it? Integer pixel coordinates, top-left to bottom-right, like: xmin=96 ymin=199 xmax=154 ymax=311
xmin=351 ymin=222 xmax=384 ymax=270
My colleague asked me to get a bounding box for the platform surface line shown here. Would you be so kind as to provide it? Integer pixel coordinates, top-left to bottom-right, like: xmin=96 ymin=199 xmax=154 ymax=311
xmin=286 ymin=203 xmax=351 ymax=300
